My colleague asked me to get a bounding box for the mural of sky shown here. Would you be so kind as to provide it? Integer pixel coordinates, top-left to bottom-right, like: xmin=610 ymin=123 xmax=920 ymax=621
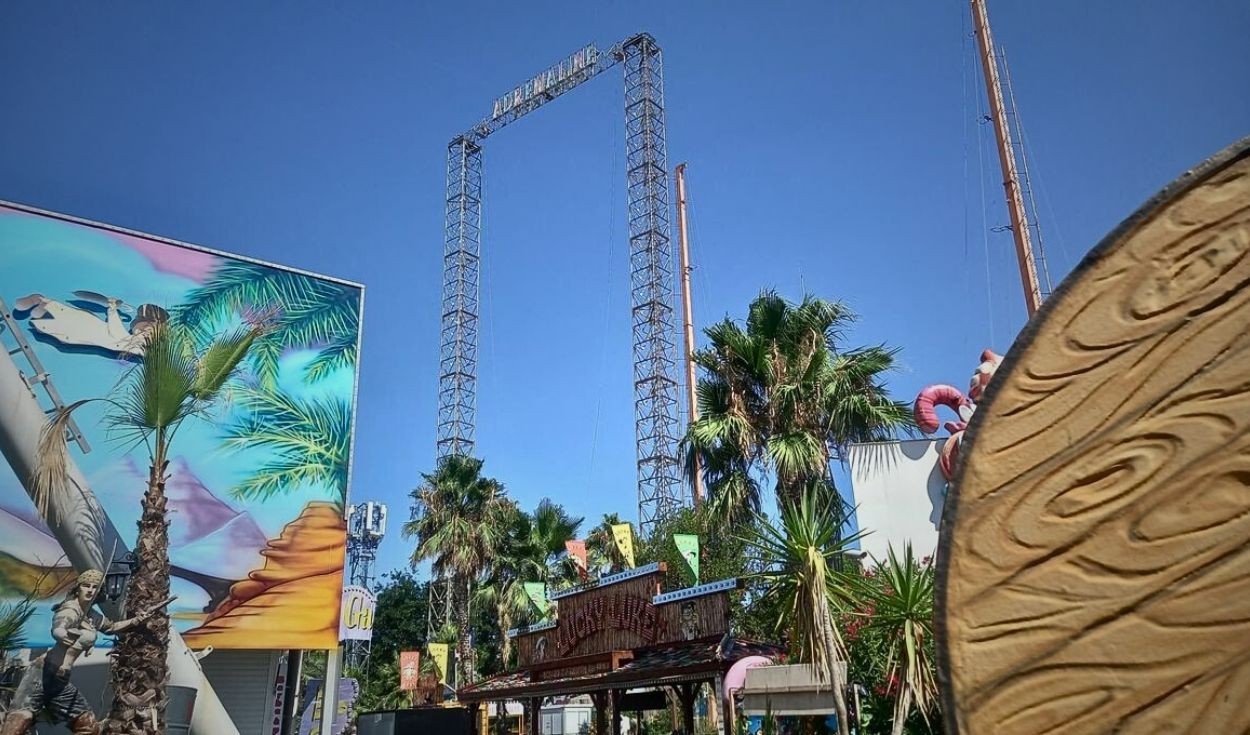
xmin=0 ymin=203 xmax=363 ymax=650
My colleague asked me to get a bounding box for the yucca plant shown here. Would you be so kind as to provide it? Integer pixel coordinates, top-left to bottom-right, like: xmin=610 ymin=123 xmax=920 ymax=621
xmin=35 ymin=320 xmax=261 ymax=734
xmin=744 ymin=491 xmax=861 ymax=735
xmin=851 ymin=544 xmax=937 ymax=735
xmin=0 ymin=601 xmax=34 ymax=656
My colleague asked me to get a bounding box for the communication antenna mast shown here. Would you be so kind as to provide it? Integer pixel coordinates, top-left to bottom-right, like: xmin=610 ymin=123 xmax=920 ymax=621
xmin=970 ymin=0 xmax=1044 ymax=317
xmin=345 ymin=501 xmax=387 ymax=668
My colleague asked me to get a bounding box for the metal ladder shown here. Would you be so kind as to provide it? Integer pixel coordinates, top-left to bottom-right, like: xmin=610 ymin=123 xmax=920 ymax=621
xmin=0 ymin=296 xmax=91 ymax=453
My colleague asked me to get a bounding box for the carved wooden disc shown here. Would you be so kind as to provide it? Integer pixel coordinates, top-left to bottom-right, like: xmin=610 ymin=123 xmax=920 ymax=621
xmin=938 ymin=137 xmax=1250 ymax=734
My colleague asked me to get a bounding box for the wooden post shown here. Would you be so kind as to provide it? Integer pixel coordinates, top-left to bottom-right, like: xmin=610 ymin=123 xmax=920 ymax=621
xmin=679 ymin=683 xmax=696 ymax=735
xmin=611 ymin=690 xmax=624 ymax=735
xmin=468 ymin=702 xmax=481 ymax=735
xmin=528 ymin=697 xmax=541 ymax=735
xmin=592 ymin=691 xmax=609 ymax=735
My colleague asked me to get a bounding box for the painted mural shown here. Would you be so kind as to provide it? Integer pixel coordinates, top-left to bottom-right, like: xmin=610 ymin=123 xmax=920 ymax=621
xmin=0 ymin=202 xmax=362 ymax=649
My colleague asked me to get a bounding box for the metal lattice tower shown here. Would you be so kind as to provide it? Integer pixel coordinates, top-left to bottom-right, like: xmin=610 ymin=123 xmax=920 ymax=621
xmin=432 ymin=35 xmax=685 ymax=636
xmin=622 ymin=36 xmax=683 ymax=530
xmin=345 ymin=501 xmax=387 ymax=669
xmin=437 ymin=138 xmax=483 ymax=459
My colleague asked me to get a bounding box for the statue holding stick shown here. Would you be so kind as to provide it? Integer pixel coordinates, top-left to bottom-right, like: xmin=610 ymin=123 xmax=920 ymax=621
xmin=0 ymin=570 xmax=172 ymax=735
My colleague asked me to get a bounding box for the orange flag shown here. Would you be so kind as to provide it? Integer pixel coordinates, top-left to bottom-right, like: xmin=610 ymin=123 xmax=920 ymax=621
xmin=566 ymin=539 xmax=589 ymax=582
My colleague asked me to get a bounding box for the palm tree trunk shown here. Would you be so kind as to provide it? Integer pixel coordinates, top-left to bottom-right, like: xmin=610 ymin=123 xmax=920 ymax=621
xmin=890 ymin=684 xmax=913 ymax=735
xmin=498 ymin=605 xmax=513 ymax=669
xmin=105 ymin=445 xmax=172 ymax=734
xmin=456 ymin=575 xmax=473 ymax=687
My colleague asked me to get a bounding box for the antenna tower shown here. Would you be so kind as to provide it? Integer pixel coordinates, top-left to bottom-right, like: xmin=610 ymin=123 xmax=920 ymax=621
xmin=345 ymin=501 xmax=387 ymax=669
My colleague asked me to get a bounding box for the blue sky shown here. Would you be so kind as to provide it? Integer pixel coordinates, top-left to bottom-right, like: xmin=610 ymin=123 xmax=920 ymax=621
xmin=2 ymin=1 xmax=1246 ymax=578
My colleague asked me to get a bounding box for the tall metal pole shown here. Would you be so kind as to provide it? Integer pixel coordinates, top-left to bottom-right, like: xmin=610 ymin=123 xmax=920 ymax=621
xmin=673 ymin=163 xmax=703 ymax=507
xmin=970 ymin=0 xmax=1043 ymax=318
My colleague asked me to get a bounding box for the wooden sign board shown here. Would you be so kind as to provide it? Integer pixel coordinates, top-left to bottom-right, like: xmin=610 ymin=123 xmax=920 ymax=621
xmin=938 ymin=138 xmax=1250 ymax=734
xmin=514 ymin=568 xmax=733 ymax=670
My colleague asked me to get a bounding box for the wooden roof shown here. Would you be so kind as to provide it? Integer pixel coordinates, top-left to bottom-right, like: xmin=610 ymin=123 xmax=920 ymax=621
xmin=458 ymin=637 xmax=780 ymax=701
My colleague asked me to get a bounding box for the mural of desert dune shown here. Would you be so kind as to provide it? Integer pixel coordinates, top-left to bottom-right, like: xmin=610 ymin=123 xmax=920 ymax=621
xmin=181 ymin=501 xmax=347 ymax=649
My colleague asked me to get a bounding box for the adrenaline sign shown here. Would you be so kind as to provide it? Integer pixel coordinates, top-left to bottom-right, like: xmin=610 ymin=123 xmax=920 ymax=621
xmin=491 ymin=43 xmax=600 ymax=120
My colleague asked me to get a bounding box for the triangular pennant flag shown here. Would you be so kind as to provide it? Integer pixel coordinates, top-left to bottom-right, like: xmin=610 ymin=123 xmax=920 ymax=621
xmin=566 ymin=539 xmax=589 ymax=582
xmin=611 ymin=522 xmax=636 ymax=568
xmin=428 ymin=643 xmax=449 ymax=685
xmin=523 ymin=581 xmax=548 ymax=618
xmin=674 ymin=533 xmax=700 ymax=584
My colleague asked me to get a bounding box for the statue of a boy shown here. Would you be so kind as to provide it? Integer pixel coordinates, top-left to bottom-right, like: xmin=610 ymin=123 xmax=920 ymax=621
xmin=1 ymin=570 xmax=154 ymax=735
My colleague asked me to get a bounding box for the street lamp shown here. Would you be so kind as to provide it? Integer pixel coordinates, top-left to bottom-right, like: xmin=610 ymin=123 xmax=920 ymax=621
xmin=105 ymin=552 xmax=137 ymax=602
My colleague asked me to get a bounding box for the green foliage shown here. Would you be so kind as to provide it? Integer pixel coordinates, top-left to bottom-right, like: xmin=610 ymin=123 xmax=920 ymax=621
xmin=0 ymin=600 xmax=35 ymax=654
xmin=683 ymin=290 xmax=914 ymax=526
xmin=174 ymin=260 xmax=360 ymax=387
xmin=369 ymin=571 xmax=429 ymax=663
xmin=405 ymin=455 xmax=512 ymax=684
xmin=585 ymin=512 xmax=628 ymax=574
xmin=222 ymin=387 xmax=351 ymax=502
xmin=636 ymin=506 xmax=747 ymax=592
xmin=845 ymin=546 xmax=939 ymax=734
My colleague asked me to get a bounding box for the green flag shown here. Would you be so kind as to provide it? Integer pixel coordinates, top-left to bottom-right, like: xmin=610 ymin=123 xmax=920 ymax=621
xmin=674 ymin=533 xmax=700 ymax=584
xmin=523 ymin=582 xmax=548 ymax=619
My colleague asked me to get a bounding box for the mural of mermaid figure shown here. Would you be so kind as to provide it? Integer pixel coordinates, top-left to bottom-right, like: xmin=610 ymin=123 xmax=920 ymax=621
xmin=913 ymin=349 xmax=1002 ymax=484
xmin=0 ymin=202 xmax=362 ymax=651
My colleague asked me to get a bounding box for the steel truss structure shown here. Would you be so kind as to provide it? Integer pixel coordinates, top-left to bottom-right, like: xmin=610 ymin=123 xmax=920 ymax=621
xmin=345 ymin=501 xmax=387 ymax=669
xmin=435 ymin=33 xmax=685 ymax=635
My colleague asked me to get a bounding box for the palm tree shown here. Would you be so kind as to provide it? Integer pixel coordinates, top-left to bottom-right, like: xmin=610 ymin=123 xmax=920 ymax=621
xmin=35 ymin=320 xmax=260 ymax=734
xmin=478 ymin=500 xmax=582 ymax=668
xmin=585 ymin=513 xmax=627 ymax=574
xmin=744 ymin=492 xmax=861 ymax=735
xmin=174 ymin=260 xmax=360 ymax=388
xmin=404 ymin=455 xmax=511 ymax=686
xmin=684 ymin=291 xmax=913 ymax=525
xmin=851 ymin=545 xmax=937 ymax=735
xmin=221 ymin=387 xmax=351 ymax=505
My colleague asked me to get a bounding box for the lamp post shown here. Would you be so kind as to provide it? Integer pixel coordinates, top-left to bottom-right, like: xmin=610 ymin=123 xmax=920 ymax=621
xmin=105 ymin=551 xmax=136 ymax=607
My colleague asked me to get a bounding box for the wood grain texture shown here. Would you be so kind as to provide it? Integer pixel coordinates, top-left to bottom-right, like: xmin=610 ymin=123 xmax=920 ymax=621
xmin=937 ymin=137 xmax=1250 ymax=735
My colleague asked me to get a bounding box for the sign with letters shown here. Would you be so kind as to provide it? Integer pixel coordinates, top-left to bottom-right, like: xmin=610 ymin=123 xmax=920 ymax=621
xmin=338 ymin=585 xmax=376 ymax=642
xmin=491 ymin=43 xmax=600 ymax=120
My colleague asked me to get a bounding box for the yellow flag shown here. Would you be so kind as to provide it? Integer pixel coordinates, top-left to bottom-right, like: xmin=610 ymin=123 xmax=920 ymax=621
xmin=428 ymin=643 xmax=449 ymax=684
xmin=611 ymin=522 xmax=635 ymax=568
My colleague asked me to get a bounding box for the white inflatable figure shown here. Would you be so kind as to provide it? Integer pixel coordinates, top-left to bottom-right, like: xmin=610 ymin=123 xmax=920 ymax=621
xmin=13 ymin=291 xmax=168 ymax=358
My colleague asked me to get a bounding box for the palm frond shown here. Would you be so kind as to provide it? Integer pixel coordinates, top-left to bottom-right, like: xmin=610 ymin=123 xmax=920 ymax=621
xmin=223 ymin=388 xmax=351 ymax=501
xmin=193 ymin=326 xmax=261 ymax=401
xmin=0 ymin=600 xmax=35 ymax=653
xmin=32 ymin=399 xmax=96 ymax=519
xmin=302 ymin=331 xmax=358 ymax=383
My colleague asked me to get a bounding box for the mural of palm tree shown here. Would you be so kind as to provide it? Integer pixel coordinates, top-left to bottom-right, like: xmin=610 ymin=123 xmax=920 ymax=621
xmin=221 ymin=387 xmax=351 ymax=505
xmin=175 ymin=260 xmax=360 ymax=388
xmin=35 ymin=321 xmax=260 ymax=734
xmin=177 ymin=261 xmax=359 ymax=506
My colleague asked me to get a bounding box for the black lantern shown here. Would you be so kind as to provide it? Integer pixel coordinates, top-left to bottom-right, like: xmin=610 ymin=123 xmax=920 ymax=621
xmin=105 ymin=552 xmax=136 ymax=602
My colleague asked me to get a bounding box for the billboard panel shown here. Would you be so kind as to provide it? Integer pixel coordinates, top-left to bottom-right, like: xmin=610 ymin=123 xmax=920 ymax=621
xmin=847 ymin=439 xmax=946 ymax=562
xmin=0 ymin=201 xmax=362 ymax=649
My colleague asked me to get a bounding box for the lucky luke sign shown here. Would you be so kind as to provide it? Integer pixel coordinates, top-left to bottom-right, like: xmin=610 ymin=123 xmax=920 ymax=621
xmin=511 ymin=563 xmax=738 ymax=670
